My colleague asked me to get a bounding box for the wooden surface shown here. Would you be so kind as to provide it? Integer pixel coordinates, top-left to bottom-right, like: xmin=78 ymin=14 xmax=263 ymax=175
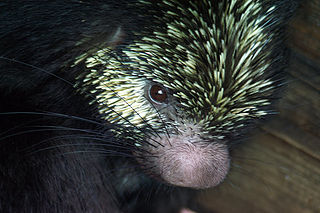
xmin=198 ymin=1 xmax=320 ymax=212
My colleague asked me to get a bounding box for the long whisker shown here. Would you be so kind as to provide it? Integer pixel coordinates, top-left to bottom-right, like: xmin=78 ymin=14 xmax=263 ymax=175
xmin=23 ymin=134 xmax=136 ymax=153
xmin=94 ymin=50 xmax=162 ymax=139
xmin=0 ymin=111 xmax=103 ymax=126
xmin=0 ymin=110 xmax=161 ymax=148
xmin=58 ymin=150 xmax=136 ymax=158
xmin=148 ymin=100 xmax=171 ymax=143
xmin=27 ymin=142 xmax=135 ymax=157
xmin=0 ymin=56 xmax=159 ymax=142
xmin=0 ymin=56 xmax=75 ymax=87
xmin=0 ymin=128 xmax=65 ymax=142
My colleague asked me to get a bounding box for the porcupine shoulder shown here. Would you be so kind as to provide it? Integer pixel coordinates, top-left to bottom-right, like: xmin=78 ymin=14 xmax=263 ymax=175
xmin=0 ymin=0 xmax=299 ymax=212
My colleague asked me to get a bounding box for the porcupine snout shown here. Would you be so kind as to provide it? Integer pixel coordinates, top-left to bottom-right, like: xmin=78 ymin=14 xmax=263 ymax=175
xmin=76 ymin=0 xmax=284 ymax=190
xmin=141 ymin=125 xmax=230 ymax=189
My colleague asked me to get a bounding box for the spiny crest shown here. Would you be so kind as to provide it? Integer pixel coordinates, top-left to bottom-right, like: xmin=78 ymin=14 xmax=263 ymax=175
xmin=126 ymin=0 xmax=277 ymax=130
xmin=75 ymin=49 xmax=166 ymax=130
xmin=75 ymin=0 xmax=280 ymax=137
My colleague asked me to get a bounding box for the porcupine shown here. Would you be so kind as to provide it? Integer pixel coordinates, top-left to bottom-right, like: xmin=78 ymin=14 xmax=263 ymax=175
xmin=0 ymin=0 xmax=298 ymax=212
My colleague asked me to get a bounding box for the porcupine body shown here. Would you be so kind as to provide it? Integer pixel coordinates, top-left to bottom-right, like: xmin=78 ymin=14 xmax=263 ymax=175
xmin=0 ymin=0 xmax=298 ymax=212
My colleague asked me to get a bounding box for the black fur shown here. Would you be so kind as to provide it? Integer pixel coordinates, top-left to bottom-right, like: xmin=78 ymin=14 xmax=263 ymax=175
xmin=0 ymin=1 xmax=203 ymax=212
xmin=0 ymin=1 xmax=299 ymax=212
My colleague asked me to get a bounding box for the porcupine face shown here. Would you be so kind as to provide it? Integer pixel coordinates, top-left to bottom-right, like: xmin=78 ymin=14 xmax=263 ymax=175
xmin=75 ymin=0 xmax=280 ymax=189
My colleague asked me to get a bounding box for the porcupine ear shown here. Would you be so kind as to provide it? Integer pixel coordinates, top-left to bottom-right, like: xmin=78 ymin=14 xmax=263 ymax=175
xmin=108 ymin=26 xmax=126 ymax=48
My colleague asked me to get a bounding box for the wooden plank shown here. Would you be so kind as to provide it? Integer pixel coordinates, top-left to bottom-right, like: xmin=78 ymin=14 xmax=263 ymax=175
xmin=289 ymin=53 xmax=320 ymax=92
xmin=198 ymin=129 xmax=320 ymax=213
xmin=288 ymin=0 xmax=320 ymax=62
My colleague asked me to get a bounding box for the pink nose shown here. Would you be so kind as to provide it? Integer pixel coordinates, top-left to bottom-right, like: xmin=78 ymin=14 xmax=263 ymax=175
xmin=139 ymin=134 xmax=230 ymax=189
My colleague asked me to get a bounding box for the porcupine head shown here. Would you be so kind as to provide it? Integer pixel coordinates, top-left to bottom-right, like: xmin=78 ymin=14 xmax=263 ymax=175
xmin=74 ymin=0 xmax=281 ymax=189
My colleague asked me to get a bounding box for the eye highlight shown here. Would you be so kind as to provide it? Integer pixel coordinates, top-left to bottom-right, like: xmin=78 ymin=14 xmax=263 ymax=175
xmin=148 ymin=84 xmax=168 ymax=104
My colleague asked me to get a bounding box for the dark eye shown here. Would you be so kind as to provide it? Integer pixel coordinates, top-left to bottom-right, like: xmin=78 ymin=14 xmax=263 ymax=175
xmin=149 ymin=84 xmax=168 ymax=104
